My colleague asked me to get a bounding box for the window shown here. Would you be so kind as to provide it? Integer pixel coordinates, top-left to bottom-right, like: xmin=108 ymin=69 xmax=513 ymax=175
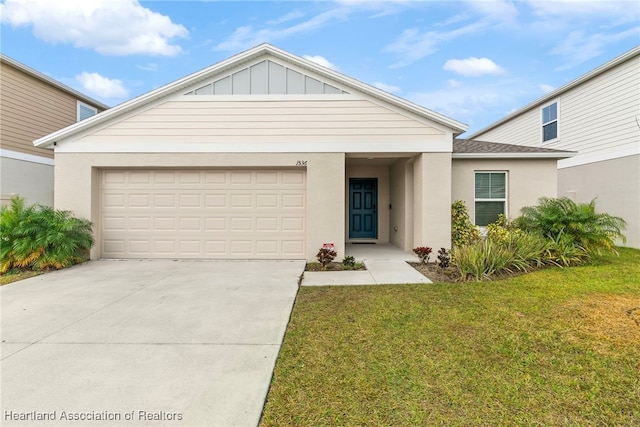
xmin=542 ymin=102 xmax=558 ymax=142
xmin=77 ymin=101 xmax=98 ymax=121
xmin=475 ymin=172 xmax=506 ymax=226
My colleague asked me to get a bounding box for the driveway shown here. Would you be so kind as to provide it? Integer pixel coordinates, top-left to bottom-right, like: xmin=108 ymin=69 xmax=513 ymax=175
xmin=1 ymin=260 xmax=303 ymax=427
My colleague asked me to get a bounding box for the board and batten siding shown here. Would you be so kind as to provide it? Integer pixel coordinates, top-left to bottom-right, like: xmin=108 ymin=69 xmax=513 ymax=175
xmin=473 ymin=53 xmax=640 ymax=162
xmin=0 ymin=62 xmax=79 ymax=159
xmin=73 ymin=98 xmax=446 ymax=146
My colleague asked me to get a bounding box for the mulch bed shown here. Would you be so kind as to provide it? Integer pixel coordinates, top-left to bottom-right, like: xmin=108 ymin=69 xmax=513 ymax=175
xmin=409 ymin=262 xmax=461 ymax=283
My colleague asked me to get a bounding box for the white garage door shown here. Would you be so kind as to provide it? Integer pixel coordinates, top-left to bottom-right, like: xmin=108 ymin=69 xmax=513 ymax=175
xmin=100 ymin=169 xmax=306 ymax=259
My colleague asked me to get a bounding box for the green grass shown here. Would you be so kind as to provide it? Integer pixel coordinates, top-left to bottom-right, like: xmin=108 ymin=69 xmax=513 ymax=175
xmin=261 ymin=248 xmax=640 ymax=426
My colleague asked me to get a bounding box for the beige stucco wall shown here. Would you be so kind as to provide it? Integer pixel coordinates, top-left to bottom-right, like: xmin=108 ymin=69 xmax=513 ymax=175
xmin=451 ymin=158 xmax=558 ymax=223
xmin=559 ymin=154 xmax=639 ymax=248
xmin=414 ymin=153 xmax=452 ymax=250
xmin=0 ymin=157 xmax=53 ymax=206
xmin=54 ymin=152 xmax=345 ymax=261
xmin=345 ymin=164 xmax=390 ymax=243
xmin=389 ymin=158 xmax=415 ymax=251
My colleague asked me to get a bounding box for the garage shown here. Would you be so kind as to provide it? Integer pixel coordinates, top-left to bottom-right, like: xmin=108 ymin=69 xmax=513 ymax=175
xmin=100 ymin=169 xmax=306 ymax=259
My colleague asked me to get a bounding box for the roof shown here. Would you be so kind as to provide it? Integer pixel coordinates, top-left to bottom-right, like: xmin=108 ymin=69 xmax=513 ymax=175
xmin=466 ymin=45 xmax=640 ymax=139
xmin=0 ymin=53 xmax=109 ymax=110
xmin=453 ymin=138 xmax=576 ymax=159
xmin=34 ymin=43 xmax=468 ymax=149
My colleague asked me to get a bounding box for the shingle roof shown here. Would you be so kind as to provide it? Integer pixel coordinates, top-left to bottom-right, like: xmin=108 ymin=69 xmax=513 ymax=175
xmin=453 ymin=138 xmax=575 ymax=159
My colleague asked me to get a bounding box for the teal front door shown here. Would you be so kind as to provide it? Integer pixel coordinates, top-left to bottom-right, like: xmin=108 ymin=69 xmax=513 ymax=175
xmin=349 ymin=178 xmax=378 ymax=239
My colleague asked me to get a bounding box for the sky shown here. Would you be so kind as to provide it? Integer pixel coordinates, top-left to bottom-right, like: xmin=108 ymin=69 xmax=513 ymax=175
xmin=1 ymin=0 xmax=638 ymax=135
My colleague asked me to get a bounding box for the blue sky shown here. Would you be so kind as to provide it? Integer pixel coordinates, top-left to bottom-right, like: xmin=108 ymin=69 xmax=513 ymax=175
xmin=1 ymin=0 xmax=638 ymax=134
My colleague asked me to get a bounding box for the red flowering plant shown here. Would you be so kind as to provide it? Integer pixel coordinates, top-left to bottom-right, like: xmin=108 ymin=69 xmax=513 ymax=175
xmin=413 ymin=246 xmax=433 ymax=264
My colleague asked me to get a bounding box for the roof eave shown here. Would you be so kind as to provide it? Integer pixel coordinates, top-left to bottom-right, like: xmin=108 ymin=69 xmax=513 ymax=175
xmin=466 ymin=45 xmax=640 ymax=139
xmin=1 ymin=53 xmax=109 ymax=110
xmin=452 ymin=152 xmax=576 ymax=159
xmin=34 ymin=43 xmax=468 ymax=148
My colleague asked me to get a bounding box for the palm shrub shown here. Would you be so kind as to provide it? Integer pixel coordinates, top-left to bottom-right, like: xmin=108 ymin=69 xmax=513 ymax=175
xmin=451 ymin=200 xmax=480 ymax=247
xmin=1 ymin=196 xmax=94 ymax=273
xmin=515 ymin=197 xmax=626 ymax=256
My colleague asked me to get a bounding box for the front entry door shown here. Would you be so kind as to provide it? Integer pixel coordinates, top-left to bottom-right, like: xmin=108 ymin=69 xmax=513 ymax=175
xmin=349 ymin=178 xmax=378 ymax=239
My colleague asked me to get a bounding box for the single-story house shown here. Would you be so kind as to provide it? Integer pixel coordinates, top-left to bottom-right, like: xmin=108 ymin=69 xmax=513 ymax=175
xmin=34 ymin=44 xmax=573 ymax=261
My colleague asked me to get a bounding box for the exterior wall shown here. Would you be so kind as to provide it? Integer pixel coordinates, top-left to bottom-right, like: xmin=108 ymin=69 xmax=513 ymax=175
xmin=414 ymin=153 xmax=452 ymax=250
xmin=451 ymin=158 xmax=558 ymax=222
xmin=68 ymin=98 xmax=447 ymax=148
xmin=0 ymin=59 xmax=105 ymax=206
xmin=559 ymin=155 xmax=640 ymax=248
xmin=1 ymin=61 xmax=73 ymax=158
xmin=54 ymin=152 xmax=345 ymax=261
xmin=345 ymin=164 xmax=390 ymax=243
xmin=0 ymin=157 xmax=53 ymax=206
xmin=389 ymin=158 xmax=414 ymax=251
xmin=472 ymin=53 xmax=639 ymax=163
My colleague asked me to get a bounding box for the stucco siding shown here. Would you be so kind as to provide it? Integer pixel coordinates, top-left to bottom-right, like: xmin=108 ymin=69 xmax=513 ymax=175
xmin=54 ymin=152 xmax=345 ymax=261
xmin=451 ymin=159 xmax=558 ymax=223
xmin=558 ymin=155 xmax=639 ymax=248
xmin=71 ymin=99 xmax=447 ymax=146
xmin=0 ymin=156 xmax=53 ymax=206
xmin=414 ymin=153 xmax=452 ymax=250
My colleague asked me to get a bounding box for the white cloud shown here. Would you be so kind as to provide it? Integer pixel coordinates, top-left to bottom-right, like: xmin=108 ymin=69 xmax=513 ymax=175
xmin=0 ymin=0 xmax=188 ymax=56
xmin=383 ymin=21 xmax=487 ymax=68
xmin=444 ymin=57 xmax=506 ymax=77
xmin=538 ymin=83 xmax=555 ymax=93
xmin=464 ymin=0 xmax=518 ymax=23
xmin=550 ymin=27 xmax=640 ymax=69
xmin=76 ymin=72 xmax=128 ymax=99
xmin=372 ymin=82 xmax=401 ymax=94
xmin=448 ymin=79 xmax=463 ymax=88
xmin=214 ymin=8 xmax=350 ymax=52
xmin=137 ymin=63 xmax=158 ymax=71
xmin=303 ymin=55 xmax=339 ymax=70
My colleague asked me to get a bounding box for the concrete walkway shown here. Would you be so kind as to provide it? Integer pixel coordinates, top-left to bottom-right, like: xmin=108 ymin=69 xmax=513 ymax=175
xmin=1 ymin=260 xmax=303 ymax=427
xmin=302 ymin=243 xmax=432 ymax=286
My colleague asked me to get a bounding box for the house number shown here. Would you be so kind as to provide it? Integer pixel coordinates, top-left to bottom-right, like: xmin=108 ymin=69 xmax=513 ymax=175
xmin=296 ymin=160 xmax=308 ymax=166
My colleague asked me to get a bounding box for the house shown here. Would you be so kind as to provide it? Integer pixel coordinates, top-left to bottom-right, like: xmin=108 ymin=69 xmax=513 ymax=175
xmin=0 ymin=54 xmax=108 ymax=206
xmin=468 ymin=46 xmax=640 ymax=248
xmin=33 ymin=44 xmax=573 ymax=261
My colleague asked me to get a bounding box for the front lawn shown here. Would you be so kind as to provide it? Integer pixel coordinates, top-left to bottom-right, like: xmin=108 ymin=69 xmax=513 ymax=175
xmin=261 ymin=248 xmax=640 ymax=426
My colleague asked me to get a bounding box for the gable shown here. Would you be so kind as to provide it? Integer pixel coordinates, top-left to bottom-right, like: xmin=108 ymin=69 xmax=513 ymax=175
xmin=184 ymin=59 xmax=348 ymax=96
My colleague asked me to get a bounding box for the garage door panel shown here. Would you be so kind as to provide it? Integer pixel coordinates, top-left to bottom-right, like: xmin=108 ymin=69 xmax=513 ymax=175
xmin=100 ymin=169 xmax=306 ymax=259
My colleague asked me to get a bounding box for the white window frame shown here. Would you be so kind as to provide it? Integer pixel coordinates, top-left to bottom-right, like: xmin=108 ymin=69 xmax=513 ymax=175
xmin=474 ymin=171 xmax=508 ymax=227
xmin=541 ymin=100 xmax=559 ymax=143
xmin=77 ymin=101 xmax=98 ymax=121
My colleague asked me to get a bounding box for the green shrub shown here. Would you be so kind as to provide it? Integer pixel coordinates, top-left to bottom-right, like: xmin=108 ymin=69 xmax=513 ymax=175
xmin=451 ymin=200 xmax=480 ymax=248
xmin=1 ymin=196 xmax=94 ymax=273
xmin=342 ymin=255 xmax=356 ymax=267
xmin=515 ymin=197 xmax=626 ymax=255
xmin=452 ymin=231 xmax=550 ymax=281
xmin=436 ymin=247 xmax=450 ymax=268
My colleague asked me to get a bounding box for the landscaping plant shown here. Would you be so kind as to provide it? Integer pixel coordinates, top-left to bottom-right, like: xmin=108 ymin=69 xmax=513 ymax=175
xmin=451 ymin=200 xmax=480 ymax=247
xmin=412 ymin=246 xmax=432 ymax=264
xmin=516 ymin=197 xmax=626 ymax=256
xmin=342 ymin=255 xmax=356 ymax=268
xmin=436 ymin=247 xmax=450 ymax=269
xmin=1 ymin=196 xmax=94 ymax=273
xmin=316 ymin=247 xmax=337 ymax=270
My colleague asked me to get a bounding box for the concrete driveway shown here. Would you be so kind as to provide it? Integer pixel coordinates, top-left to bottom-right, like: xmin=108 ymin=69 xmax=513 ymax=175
xmin=1 ymin=260 xmax=303 ymax=427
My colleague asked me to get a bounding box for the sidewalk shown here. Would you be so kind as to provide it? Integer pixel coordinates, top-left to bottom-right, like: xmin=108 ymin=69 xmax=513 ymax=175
xmin=301 ymin=243 xmax=432 ymax=286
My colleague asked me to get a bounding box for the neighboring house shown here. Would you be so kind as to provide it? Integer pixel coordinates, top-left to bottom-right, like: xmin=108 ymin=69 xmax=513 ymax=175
xmin=0 ymin=54 xmax=108 ymax=206
xmin=468 ymin=46 xmax=640 ymax=248
xmin=34 ymin=44 xmax=573 ymax=261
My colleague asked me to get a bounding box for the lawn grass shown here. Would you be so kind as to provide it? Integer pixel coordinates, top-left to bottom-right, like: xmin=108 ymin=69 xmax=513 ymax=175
xmin=261 ymin=248 xmax=640 ymax=426
xmin=0 ymin=270 xmax=42 ymax=286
